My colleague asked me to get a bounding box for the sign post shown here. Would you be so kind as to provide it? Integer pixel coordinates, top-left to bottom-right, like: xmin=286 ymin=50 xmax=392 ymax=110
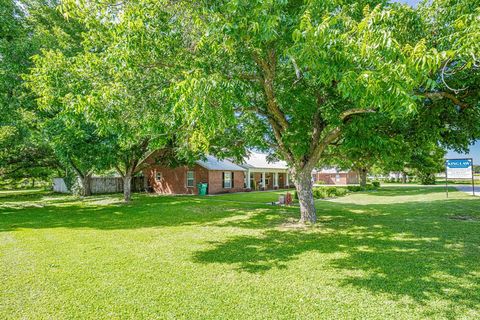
xmin=445 ymin=158 xmax=475 ymax=197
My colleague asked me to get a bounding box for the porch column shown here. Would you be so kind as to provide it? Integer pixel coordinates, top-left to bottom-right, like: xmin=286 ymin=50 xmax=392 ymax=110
xmin=261 ymin=172 xmax=266 ymax=189
xmin=285 ymin=172 xmax=289 ymax=188
xmin=274 ymin=172 xmax=279 ymax=188
xmin=246 ymin=169 xmax=251 ymax=189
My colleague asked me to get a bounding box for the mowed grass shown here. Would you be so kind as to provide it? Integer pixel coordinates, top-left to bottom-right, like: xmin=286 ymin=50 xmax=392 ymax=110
xmin=1 ymin=187 xmax=479 ymax=319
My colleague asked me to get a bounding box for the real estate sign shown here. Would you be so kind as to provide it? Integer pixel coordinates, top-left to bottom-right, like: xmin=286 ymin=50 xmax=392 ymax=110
xmin=446 ymin=159 xmax=473 ymax=179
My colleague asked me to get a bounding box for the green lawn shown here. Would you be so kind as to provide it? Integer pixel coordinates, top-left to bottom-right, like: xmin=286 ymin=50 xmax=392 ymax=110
xmin=1 ymin=187 xmax=479 ymax=319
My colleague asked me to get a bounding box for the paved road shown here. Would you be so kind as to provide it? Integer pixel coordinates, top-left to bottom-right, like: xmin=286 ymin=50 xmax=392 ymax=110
xmin=454 ymin=185 xmax=480 ymax=196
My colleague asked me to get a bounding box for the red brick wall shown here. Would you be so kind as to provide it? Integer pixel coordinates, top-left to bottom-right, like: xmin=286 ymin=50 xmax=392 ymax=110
xmin=144 ymin=165 xmax=245 ymax=195
xmin=207 ymin=171 xmax=245 ymax=194
xmin=145 ymin=164 xmax=209 ymax=195
xmin=346 ymin=172 xmax=359 ymax=184
xmin=315 ymin=172 xmax=358 ymax=185
xmin=316 ymin=173 xmax=349 ymax=185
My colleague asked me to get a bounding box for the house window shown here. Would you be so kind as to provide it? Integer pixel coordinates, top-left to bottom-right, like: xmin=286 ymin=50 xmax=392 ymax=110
xmin=155 ymin=172 xmax=163 ymax=181
xmin=335 ymin=174 xmax=341 ymax=182
xmin=223 ymin=172 xmax=232 ymax=189
xmin=186 ymin=171 xmax=195 ymax=187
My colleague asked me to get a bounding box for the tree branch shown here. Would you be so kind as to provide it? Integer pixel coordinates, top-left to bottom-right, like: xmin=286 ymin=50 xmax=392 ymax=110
xmin=422 ymin=91 xmax=470 ymax=110
xmin=291 ymin=57 xmax=302 ymax=83
xmin=253 ymin=50 xmax=290 ymax=130
xmin=340 ymin=108 xmax=376 ymax=122
xmin=115 ymin=165 xmax=125 ymax=178
xmin=306 ymin=127 xmax=342 ymax=170
xmin=68 ymin=158 xmax=85 ymax=180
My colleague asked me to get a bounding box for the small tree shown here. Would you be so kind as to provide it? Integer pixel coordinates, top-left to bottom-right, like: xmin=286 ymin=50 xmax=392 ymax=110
xmin=30 ymin=0 xmax=202 ymax=201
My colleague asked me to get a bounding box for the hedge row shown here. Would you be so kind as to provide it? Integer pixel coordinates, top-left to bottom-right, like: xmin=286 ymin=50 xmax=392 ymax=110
xmin=294 ymin=182 xmax=380 ymax=200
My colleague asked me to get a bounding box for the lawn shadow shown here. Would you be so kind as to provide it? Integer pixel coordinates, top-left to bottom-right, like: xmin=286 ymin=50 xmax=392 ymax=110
xmin=0 ymin=193 xmax=249 ymax=231
xmin=192 ymin=197 xmax=480 ymax=311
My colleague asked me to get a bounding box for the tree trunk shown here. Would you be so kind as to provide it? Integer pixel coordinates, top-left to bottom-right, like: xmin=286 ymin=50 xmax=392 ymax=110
xmin=31 ymin=178 xmax=35 ymax=188
xmin=359 ymin=168 xmax=368 ymax=188
xmin=80 ymin=173 xmax=92 ymax=196
xmin=123 ymin=174 xmax=132 ymax=202
xmin=293 ymin=169 xmax=316 ymax=224
xmin=143 ymin=175 xmax=149 ymax=192
xmin=402 ymin=171 xmax=407 ymax=184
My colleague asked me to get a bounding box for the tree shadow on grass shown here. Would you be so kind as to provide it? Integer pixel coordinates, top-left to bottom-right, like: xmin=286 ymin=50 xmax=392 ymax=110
xmin=192 ymin=197 xmax=480 ymax=311
xmin=0 ymin=194 xmax=252 ymax=231
xmin=0 ymin=190 xmax=60 ymax=203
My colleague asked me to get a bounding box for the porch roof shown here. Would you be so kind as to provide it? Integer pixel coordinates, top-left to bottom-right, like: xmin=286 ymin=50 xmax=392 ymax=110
xmin=240 ymin=152 xmax=288 ymax=171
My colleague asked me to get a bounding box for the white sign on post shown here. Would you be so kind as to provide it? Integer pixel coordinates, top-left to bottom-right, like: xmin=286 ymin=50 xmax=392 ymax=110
xmin=446 ymin=159 xmax=473 ymax=179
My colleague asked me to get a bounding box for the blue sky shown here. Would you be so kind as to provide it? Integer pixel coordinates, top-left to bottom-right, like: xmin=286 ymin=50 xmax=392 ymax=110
xmin=393 ymin=0 xmax=479 ymax=164
xmin=392 ymin=0 xmax=420 ymax=6
xmin=447 ymin=145 xmax=480 ymax=164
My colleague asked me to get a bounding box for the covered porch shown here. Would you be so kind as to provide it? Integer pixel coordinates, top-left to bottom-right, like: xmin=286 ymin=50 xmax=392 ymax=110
xmin=245 ymin=169 xmax=291 ymax=191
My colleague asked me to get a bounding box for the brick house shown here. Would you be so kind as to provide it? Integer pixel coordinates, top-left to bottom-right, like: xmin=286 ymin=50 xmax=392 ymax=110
xmin=144 ymin=152 xmax=292 ymax=195
xmin=144 ymin=155 xmax=246 ymax=195
xmin=313 ymin=168 xmax=359 ymax=185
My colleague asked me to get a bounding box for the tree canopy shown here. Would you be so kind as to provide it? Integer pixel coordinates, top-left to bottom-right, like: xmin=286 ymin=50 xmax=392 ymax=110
xmin=2 ymin=0 xmax=479 ymax=222
xmin=171 ymin=0 xmax=479 ymax=222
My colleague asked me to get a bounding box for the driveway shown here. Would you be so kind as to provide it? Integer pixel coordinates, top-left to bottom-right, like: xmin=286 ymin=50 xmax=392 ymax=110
xmin=454 ymin=185 xmax=480 ymax=196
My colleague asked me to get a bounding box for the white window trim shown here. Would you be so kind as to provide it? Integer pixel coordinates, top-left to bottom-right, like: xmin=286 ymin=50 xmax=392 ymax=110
xmin=224 ymin=172 xmax=232 ymax=189
xmin=186 ymin=171 xmax=195 ymax=188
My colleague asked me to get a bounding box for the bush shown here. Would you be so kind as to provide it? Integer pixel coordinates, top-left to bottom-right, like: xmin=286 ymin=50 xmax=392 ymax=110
xmin=294 ymin=186 xmax=355 ymax=200
xmin=312 ymin=186 xmax=349 ymax=199
xmin=347 ymin=185 xmax=363 ymax=192
xmin=372 ymin=181 xmax=380 ymax=188
xmin=418 ymin=173 xmax=436 ymax=185
xmin=313 ymin=187 xmax=327 ymax=199
xmin=335 ymin=188 xmax=348 ymax=197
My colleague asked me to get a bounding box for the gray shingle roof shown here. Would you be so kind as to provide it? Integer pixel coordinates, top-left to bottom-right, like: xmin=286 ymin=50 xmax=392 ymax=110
xmin=241 ymin=152 xmax=288 ymax=170
xmin=196 ymin=155 xmax=246 ymax=171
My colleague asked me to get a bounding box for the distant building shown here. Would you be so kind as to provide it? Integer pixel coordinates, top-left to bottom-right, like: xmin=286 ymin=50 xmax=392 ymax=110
xmin=312 ymin=168 xmax=359 ymax=185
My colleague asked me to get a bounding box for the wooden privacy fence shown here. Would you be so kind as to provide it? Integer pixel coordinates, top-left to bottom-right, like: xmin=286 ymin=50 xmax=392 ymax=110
xmin=53 ymin=177 xmax=146 ymax=194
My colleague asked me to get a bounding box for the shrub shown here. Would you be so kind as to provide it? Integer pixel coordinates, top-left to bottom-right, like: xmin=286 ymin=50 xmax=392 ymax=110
xmin=418 ymin=173 xmax=436 ymax=185
xmin=311 ymin=186 xmax=349 ymax=199
xmin=347 ymin=185 xmax=363 ymax=192
xmin=294 ymin=187 xmax=351 ymax=200
xmin=335 ymin=188 xmax=348 ymax=197
xmin=372 ymin=181 xmax=380 ymax=188
xmin=313 ymin=187 xmax=328 ymax=199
